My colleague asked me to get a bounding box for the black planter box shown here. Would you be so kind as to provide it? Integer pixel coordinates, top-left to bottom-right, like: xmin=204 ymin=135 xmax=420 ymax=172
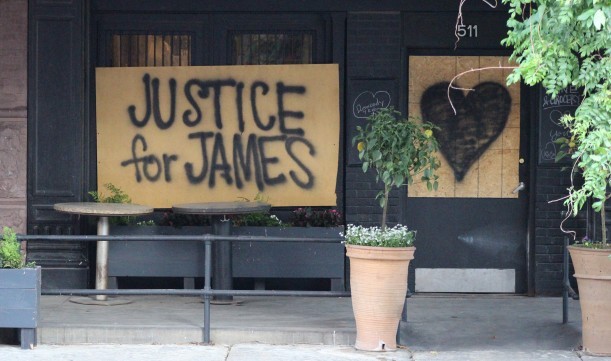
xmin=232 ymin=226 xmax=345 ymax=290
xmin=108 ymin=226 xmax=345 ymax=290
xmin=0 ymin=266 xmax=41 ymax=349
xmin=108 ymin=226 xmax=210 ymax=279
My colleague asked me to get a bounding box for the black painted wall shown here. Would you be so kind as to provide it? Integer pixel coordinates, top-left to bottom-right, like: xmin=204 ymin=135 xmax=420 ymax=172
xmin=345 ymin=12 xmax=404 ymax=228
xmin=534 ymin=167 xmax=575 ymax=294
xmin=26 ymin=0 xmax=581 ymax=294
xmin=27 ymin=0 xmax=90 ymax=289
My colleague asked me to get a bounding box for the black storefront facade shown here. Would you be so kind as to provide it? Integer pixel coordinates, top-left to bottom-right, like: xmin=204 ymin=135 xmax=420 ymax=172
xmin=27 ymin=0 xmax=582 ymax=296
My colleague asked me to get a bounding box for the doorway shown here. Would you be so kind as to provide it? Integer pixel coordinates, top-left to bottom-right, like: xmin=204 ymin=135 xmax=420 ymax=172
xmin=406 ymin=56 xmax=529 ymax=294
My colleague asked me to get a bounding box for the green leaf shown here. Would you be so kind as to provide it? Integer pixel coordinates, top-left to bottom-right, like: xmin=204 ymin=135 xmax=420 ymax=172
xmin=555 ymin=151 xmax=567 ymax=162
xmin=592 ymin=200 xmax=603 ymax=211
xmin=382 ymin=170 xmax=391 ymax=184
xmin=594 ymin=9 xmax=606 ymax=30
xmin=394 ymin=174 xmax=404 ymax=186
xmin=379 ymin=196 xmax=386 ymax=208
xmin=577 ymin=8 xmax=596 ymax=22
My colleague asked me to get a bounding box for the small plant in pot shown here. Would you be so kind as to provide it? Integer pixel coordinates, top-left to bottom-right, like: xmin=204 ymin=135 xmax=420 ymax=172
xmin=344 ymin=107 xmax=440 ymax=351
xmin=502 ymin=1 xmax=611 ymax=355
xmin=0 ymin=226 xmax=41 ymax=349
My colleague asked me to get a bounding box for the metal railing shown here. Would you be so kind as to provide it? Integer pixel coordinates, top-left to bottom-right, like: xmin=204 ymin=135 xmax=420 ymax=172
xmin=562 ymin=236 xmax=579 ymax=324
xmin=18 ymin=233 xmax=350 ymax=344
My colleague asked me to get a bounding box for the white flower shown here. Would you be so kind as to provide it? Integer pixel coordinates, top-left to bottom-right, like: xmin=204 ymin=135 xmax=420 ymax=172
xmin=343 ymin=224 xmax=415 ymax=247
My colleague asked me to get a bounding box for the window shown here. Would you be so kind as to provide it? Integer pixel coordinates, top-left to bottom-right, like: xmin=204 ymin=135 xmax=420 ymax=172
xmin=102 ymin=32 xmax=192 ymax=67
xmin=231 ymin=32 xmax=313 ymax=65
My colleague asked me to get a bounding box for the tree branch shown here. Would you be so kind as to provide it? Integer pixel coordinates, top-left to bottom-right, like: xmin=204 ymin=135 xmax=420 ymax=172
xmin=455 ymin=0 xmax=498 ymax=49
xmin=447 ymin=64 xmax=518 ymax=115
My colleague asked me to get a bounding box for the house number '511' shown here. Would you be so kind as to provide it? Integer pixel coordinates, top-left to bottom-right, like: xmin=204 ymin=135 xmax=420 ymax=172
xmin=457 ymin=25 xmax=478 ymax=38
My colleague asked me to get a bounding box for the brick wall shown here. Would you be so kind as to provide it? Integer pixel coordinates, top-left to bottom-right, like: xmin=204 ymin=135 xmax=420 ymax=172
xmin=0 ymin=0 xmax=27 ymax=233
xmin=345 ymin=12 xmax=403 ymax=227
xmin=534 ymin=166 xmax=585 ymax=295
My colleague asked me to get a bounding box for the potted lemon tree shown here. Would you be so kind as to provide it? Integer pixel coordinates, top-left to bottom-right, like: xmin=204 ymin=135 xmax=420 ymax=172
xmin=503 ymin=1 xmax=611 ymax=355
xmin=0 ymin=226 xmax=41 ymax=349
xmin=345 ymin=107 xmax=440 ymax=351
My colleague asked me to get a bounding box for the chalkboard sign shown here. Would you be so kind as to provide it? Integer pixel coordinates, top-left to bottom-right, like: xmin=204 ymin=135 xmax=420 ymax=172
xmin=538 ymin=86 xmax=582 ymax=165
xmin=347 ymin=78 xmax=398 ymax=165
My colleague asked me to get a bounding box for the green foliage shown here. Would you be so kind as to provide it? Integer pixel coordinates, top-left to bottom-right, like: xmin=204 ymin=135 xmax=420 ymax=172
xmin=0 ymin=226 xmax=25 ymax=269
xmin=352 ymin=107 xmax=441 ymax=228
xmin=136 ymin=220 xmax=156 ymax=226
xmin=577 ymin=236 xmax=611 ymax=249
xmin=503 ymin=0 xmax=611 ymax=245
xmin=89 ymin=183 xmax=131 ymax=204
xmin=231 ymin=213 xmax=283 ymax=227
xmin=89 ymin=183 xmax=133 ymax=225
xmin=230 ymin=193 xmax=282 ymax=226
xmin=158 ymin=212 xmax=211 ymax=227
xmin=290 ymin=207 xmax=343 ymax=227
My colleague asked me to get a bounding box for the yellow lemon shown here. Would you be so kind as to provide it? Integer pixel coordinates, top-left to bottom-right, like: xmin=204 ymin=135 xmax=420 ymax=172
xmin=357 ymin=142 xmax=365 ymax=152
xmin=424 ymin=129 xmax=433 ymax=138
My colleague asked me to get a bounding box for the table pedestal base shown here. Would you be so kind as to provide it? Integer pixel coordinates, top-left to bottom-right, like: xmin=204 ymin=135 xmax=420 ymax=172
xmin=53 ymin=202 xmax=154 ymax=307
xmin=172 ymin=201 xmax=271 ymax=305
xmin=213 ymin=219 xmax=233 ymax=303
xmin=210 ymin=299 xmax=244 ymax=306
xmin=69 ymin=296 xmax=133 ymax=306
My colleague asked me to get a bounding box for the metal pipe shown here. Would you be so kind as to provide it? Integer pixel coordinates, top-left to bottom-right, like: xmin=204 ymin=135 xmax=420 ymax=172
xmin=18 ymin=234 xmax=344 ymax=243
xmin=42 ymin=289 xmax=351 ymax=297
xmin=204 ymin=240 xmax=212 ymax=344
xmin=96 ymin=216 xmax=110 ymax=301
xmin=563 ymin=236 xmax=569 ymax=324
xmin=213 ymin=218 xmax=233 ymax=302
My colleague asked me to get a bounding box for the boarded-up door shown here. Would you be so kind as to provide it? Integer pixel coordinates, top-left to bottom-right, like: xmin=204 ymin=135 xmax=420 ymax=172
xmin=407 ymin=56 xmax=528 ymax=293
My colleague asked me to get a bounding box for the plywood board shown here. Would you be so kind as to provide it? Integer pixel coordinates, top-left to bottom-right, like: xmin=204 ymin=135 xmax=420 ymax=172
xmin=96 ymin=64 xmax=340 ymax=207
xmin=408 ymin=56 xmax=520 ymax=199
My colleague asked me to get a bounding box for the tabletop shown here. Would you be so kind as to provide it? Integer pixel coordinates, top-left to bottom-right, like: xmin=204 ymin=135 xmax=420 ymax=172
xmin=172 ymin=201 xmax=270 ymax=216
xmin=54 ymin=202 xmax=154 ymax=217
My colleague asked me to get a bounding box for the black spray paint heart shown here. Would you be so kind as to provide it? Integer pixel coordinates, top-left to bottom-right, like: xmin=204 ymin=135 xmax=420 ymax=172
xmin=420 ymin=82 xmax=511 ymax=181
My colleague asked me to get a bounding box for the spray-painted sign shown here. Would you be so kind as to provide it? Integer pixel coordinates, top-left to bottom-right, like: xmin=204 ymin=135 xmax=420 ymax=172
xmin=96 ymin=64 xmax=340 ymax=207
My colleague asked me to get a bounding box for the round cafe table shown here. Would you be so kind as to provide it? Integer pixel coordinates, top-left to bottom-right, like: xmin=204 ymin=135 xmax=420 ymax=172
xmin=54 ymin=202 xmax=154 ymax=305
xmin=172 ymin=201 xmax=271 ymax=304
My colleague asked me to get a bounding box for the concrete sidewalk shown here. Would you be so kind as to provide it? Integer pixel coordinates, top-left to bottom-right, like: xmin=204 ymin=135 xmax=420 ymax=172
xmin=2 ymin=294 xmax=610 ymax=360
xmin=34 ymin=294 xmax=584 ymax=349
xmin=0 ymin=344 xmax=608 ymax=361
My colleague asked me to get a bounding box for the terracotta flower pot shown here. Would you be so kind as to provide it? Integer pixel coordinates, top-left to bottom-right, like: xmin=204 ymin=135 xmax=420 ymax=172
xmin=346 ymin=244 xmax=415 ymax=351
xmin=567 ymin=245 xmax=611 ymax=356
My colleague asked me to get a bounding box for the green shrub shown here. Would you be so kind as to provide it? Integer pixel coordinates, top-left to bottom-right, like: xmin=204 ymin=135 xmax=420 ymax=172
xmin=0 ymin=226 xmax=24 ymax=269
xmin=89 ymin=183 xmax=133 ymax=225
